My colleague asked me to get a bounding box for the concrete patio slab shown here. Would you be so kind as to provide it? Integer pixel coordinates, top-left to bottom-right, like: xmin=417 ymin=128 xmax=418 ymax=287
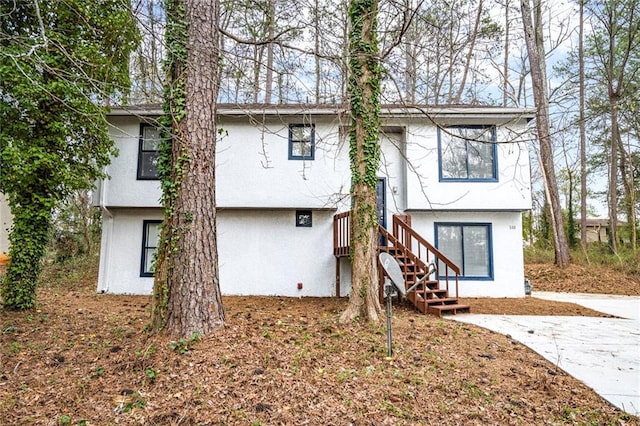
xmin=449 ymin=293 xmax=640 ymax=416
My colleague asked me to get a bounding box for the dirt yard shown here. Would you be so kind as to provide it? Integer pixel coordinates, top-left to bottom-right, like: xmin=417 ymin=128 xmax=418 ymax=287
xmin=0 ymin=262 xmax=638 ymax=425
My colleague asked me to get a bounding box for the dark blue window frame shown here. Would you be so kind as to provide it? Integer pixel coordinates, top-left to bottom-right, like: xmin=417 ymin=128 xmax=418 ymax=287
xmin=140 ymin=220 xmax=162 ymax=277
xmin=288 ymin=124 xmax=315 ymax=160
xmin=437 ymin=125 xmax=498 ymax=182
xmin=137 ymin=124 xmax=161 ymax=180
xmin=434 ymin=222 xmax=494 ymax=280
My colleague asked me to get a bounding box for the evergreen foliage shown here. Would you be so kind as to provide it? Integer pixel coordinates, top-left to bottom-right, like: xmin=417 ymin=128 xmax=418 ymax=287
xmin=0 ymin=1 xmax=138 ymax=309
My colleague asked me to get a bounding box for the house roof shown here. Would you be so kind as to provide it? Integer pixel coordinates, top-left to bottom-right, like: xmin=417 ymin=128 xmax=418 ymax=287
xmin=107 ymin=103 xmax=536 ymax=122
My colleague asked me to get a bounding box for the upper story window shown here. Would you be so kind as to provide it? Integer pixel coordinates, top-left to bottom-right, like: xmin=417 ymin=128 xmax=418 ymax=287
xmin=288 ymin=124 xmax=315 ymax=160
xmin=141 ymin=220 xmax=162 ymax=277
xmin=435 ymin=222 xmax=493 ymax=280
xmin=138 ymin=124 xmax=160 ymax=180
xmin=438 ymin=125 xmax=497 ymax=181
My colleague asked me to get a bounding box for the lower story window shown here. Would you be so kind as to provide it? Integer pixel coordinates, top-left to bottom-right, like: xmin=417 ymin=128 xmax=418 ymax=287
xmin=435 ymin=223 xmax=493 ymax=279
xmin=296 ymin=210 xmax=312 ymax=227
xmin=141 ymin=220 xmax=162 ymax=277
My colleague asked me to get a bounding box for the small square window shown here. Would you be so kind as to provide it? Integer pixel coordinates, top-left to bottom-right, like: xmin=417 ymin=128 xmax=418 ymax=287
xmin=289 ymin=124 xmax=315 ymax=160
xmin=296 ymin=210 xmax=312 ymax=227
xmin=138 ymin=124 xmax=161 ymax=180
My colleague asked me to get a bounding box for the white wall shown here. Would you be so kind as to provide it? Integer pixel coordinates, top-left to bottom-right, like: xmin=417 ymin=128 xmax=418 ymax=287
xmin=103 ymin=115 xmax=352 ymax=210
xmin=103 ymin=114 xmax=531 ymax=213
xmin=218 ymin=209 xmax=337 ymax=296
xmin=98 ymin=208 xmax=340 ymax=297
xmin=103 ymin=117 xmax=162 ymax=207
xmin=409 ymin=211 xmax=526 ymax=297
xmin=216 ymin=117 xmax=350 ymax=209
xmin=404 ymin=123 xmax=531 ymax=211
xmin=97 ymin=208 xmax=161 ymax=294
xmin=98 ymin=208 xmax=526 ymax=298
xmin=379 ymin=132 xmax=406 ymax=223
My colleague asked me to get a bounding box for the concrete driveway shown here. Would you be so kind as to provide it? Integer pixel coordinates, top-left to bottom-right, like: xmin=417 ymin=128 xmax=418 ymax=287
xmin=449 ymin=292 xmax=640 ymax=416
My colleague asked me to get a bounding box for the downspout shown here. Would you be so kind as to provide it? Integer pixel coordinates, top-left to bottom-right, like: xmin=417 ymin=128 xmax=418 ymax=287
xmin=97 ymin=168 xmax=113 ymax=293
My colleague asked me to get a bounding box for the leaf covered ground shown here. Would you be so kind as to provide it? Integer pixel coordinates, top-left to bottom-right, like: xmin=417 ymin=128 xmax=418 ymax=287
xmin=0 ymin=260 xmax=638 ymax=425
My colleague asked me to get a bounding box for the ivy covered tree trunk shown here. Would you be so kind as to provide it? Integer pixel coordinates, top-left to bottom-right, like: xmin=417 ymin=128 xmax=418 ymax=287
xmin=0 ymin=1 xmax=137 ymax=309
xmin=2 ymin=200 xmax=51 ymax=309
xmin=151 ymin=0 xmax=225 ymax=337
xmin=340 ymin=0 xmax=384 ymax=324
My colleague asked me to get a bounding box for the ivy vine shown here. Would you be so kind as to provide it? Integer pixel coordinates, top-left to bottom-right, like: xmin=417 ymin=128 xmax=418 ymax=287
xmin=151 ymin=0 xmax=189 ymax=328
xmin=347 ymin=0 xmax=383 ymax=259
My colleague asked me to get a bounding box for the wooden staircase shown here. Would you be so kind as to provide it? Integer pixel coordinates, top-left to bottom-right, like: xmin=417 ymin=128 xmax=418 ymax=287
xmin=334 ymin=213 xmax=470 ymax=316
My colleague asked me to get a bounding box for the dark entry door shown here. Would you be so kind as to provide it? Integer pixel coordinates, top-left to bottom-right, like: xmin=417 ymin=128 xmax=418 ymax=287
xmin=377 ymin=178 xmax=386 ymax=245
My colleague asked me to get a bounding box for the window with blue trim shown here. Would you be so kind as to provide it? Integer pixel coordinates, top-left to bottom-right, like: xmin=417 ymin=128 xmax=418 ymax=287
xmin=288 ymin=124 xmax=315 ymax=160
xmin=435 ymin=223 xmax=493 ymax=279
xmin=438 ymin=126 xmax=497 ymax=181
xmin=137 ymin=124 xmax=160 ymax=180
xmin=141 ymin=220 xmax=162 ymax=277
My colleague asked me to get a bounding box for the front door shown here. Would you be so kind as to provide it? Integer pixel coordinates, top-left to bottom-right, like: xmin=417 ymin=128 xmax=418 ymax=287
xmin=377 ymin=178 xmax=387 ymax=245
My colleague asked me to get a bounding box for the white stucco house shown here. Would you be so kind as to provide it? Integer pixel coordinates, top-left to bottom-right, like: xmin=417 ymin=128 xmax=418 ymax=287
xmin=95 ymin=104 xmax=533 ymax=300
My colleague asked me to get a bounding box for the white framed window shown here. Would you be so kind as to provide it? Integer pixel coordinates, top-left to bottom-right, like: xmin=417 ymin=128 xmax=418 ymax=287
xmin=137 ymin=124 xmax=160 ymax=180
xmin=435 ymin=222 xmax=493 ymax=280
xmin=438 ymin=126 xmax=497 ymax=181
xmin=141 ymin=220 xmax=162 ymax=277
xmin=288 ymin=124 xmax=315 ymax=160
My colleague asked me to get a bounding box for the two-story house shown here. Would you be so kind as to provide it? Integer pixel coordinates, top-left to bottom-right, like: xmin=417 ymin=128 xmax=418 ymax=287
xmin=95 ymin=104 xmax=533 ymax=301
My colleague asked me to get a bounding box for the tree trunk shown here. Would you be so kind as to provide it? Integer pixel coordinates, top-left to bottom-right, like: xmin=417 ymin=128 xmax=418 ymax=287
xmin=454 ymin=0 xmax=484 ymax=103
xmin=314 ymin=0 xmax=321 ymax=103
xmin=520 ymin=0 xmax=571 ymax=267
xmin=579 ymin=0 xmax=588 ymax=253
xmin=340 ymin=0 xmax=383 ymax=324
xmin=403 ymin=0 xmax=416 ymax=103
xmin=264 ymin=0 xmax=275 ymax=104
xmin=152 ymin=0 xmax=225 ymax=338
xmin=503 ymin=0 xmax=510 ymax=107
xmin=608 ymin=103 xmax=619 ymax=253
xmin=618 ymin=137 xmax=636 ymax=251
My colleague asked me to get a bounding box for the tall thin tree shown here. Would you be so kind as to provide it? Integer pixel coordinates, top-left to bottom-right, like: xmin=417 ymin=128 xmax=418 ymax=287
xmin=520 ymin=0 xmax=571 ymax=267
xmin=579 ymin=0 xmax=588 ymax=253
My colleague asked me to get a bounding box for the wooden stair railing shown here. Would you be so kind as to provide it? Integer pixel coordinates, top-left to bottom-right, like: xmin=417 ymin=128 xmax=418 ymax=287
xmin=333 ymin=211 xmax=470 ymax=316
xmin=333 ymin=211 xmax=350 ymax=258
xmin=378 ymin=226 xmax=470 ymax=316
xmin=391 ymin=215 xmax=462 ymax=300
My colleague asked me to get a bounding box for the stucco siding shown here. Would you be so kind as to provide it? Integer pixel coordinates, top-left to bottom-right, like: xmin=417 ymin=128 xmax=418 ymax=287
xmin=404 ymin=123 xmax=531 ymax=211
xmin=97 ymin=208 xmax=161 ymax=294
xmin=98 ymin=208 xmax=340 ymax=297
xmin=104 ymin=117 xmax=162 ymax=207
xmin=218 ymin=209 xmax=336 ymax=296
xmin=216 ymin=118 xmax=350 ymax=209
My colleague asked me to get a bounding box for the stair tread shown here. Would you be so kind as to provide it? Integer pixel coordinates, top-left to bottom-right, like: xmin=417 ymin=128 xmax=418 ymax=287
xmin=427 ymin=304 xmax=471 ymax=317
xmin=424 ymin=297 xmax=459 ymax=305
xmin=427 ymin=303 xmax=470 ymax=310
xmin=415 ymin=288 xmax=446 ymax=293
xmin=378 ymin=240 xmax=467 ymax=316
